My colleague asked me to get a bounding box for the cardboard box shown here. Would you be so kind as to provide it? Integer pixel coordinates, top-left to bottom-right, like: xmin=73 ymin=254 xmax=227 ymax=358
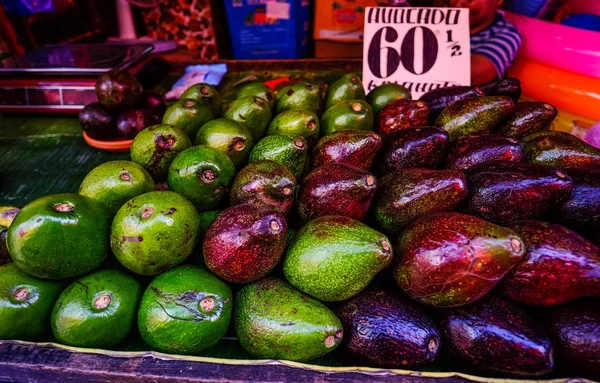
xmin=314 ymin=0 xmax=379 ymax=42
xmin=224 ymin=0 xmax=310 ymax=59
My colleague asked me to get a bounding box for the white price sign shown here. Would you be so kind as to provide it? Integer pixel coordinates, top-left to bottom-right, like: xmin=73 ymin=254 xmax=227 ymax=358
xmin=362 ymin=7 xmax=471 ymax=98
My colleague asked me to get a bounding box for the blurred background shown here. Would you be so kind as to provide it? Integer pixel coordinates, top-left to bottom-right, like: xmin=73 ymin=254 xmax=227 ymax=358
xmin=0 ymin=0 xmax=596 ymax=60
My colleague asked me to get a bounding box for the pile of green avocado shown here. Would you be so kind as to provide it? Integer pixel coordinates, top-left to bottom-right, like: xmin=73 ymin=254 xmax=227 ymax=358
xmin=2 ymin=71 xmax=600 ymax=380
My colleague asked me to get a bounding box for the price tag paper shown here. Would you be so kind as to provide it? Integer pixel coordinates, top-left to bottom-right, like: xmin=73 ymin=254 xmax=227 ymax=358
xmin=362 ymin=7 xmax=471 ymax=98
xmin=266 ymin=1 xmax=291 ymax=20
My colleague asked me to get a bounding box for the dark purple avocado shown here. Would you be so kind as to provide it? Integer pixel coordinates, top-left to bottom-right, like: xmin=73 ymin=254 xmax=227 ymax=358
xmin=446 ymin=134 xmax=524 ymax=170
xmin=116 ymin=109 xmax=160 ymax=139
xmin=498 ymin=220 xmax=600 ymax=306
xmin=480 ymin=77 xmax=522 ymax=102
xmin=311 ymin=130 xmax=382 ymax=171
xmin=439 ymin=295 xmax=554 ymax=378
xmin=296 ymin=163 xmax=377 ymax=222
xmin=540 ymin=299 xmax=600 ymax=381
xmin=495 ymin=102 xmax=557 ymax=139
xmin=335 ymin=286 xmax=441 ymax=369
xmin=203 ymin=204 xmax=288 ymax=284
xmin=375 ymin=126 xmax=449 ymax=176
xmin=79 ymin=102 xmax=118 ymax=139
xmin=465 ymin=161 xmax=573 ymax=224
xmin=375 ymin=99 xmax=429 ymax=137
xmin=554 ymin=168 xmax=600 ymax=228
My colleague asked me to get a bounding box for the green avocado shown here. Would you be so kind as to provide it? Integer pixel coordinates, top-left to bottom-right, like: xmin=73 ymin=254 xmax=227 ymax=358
xmin=7 ymin=194 xmax=110 ymax=280
xmin=194 ymin=118 xmax=254 ymax=169
xmin=198 ymin=208 xmax=223 ymax=241
xmin=366 ymin=83 xmax=412 ymax=115
xmin=374 ymin=169 xmax=468 ymax=235
xmin=249 ymin=135 xmax=308 ymax=179
xmin=276 ymin=86 xmax=292 ymax=101
xmin=0 ymin=263 xmax=64 ymax=340
xmin=51 ymin=269 xmax=141 ymax=348
xmin=162 ymin=99 xmax=215 ymax=138
xmin=436 ymin=96 xmax=515 ymax=141
xmin=224 ymin=96 xmax=272 ymax=141
xmin=79 ymin=161 xmax=155 ymax=215
xmin=522 ymin=131 xmax=600 ymax=170
xmin=235 ymin=278 xmax=343 ymax=361
xmin=324 ymin=73 xmax=366 ymax=110
xmin=321 ymin=100 xmax=374 ymax=136
xmin=167 ymin=145 xmax=236 ymax=211
xmin=0 ymin=206 xmax=20 ymax=266
xmin=276 ymin=82 xmax=322 ymax=115
xmin=267 ymin=109 xmax=320 ymax=147
xmin=130 ymin=124 xmax=192 ymax=180
xmin=138 ymin=265 xmax=232 ymax=355
xmin=236 ymin=82 xmax=276 ymax=111
xmin=111 ymin=191 xmax=200 ymax=275
xmin=179 ymin=83 xmax=222 ymax=117
xmin=283 ymin=215 xmax=393 ymax=301
xmin=495 ymin=102 xmax=557 ymax=139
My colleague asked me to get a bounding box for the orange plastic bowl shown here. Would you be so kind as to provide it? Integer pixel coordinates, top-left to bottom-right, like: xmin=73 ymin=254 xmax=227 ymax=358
xmin=83 ymin=132 xmax=133 ymax=152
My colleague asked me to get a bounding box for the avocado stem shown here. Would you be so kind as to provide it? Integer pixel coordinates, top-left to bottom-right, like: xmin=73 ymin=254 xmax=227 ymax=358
xmin=200 ymin=297 xmax=215 ymax=312
xmin=54 ymin=202 xmax=75 ymax=213
xmin=428 ymin=338 xmax=438 ymax=352
xmin=93 ymin=295 xmax=111 ymax=310
xmin=233 ymin=139 xmax=245 ymax=151
xmin=141 ymin=207 xmax=154 ymax=219
xmin=13 ymin=288 xmax=30 ymax=301
xmin=200 ymin=169 xmax=217 ymax=184
xmin=324 ymin=335 xmax=335 ymax=347
xmin=120 ymin=171 xmax=131 ymax=181
xmin=510 ymin=237 xmax=523 ymax=254
xmin=270 ymin=220 xmax=281 ymax=232
xmin=382 ymin=240 xmax=390 ymax=252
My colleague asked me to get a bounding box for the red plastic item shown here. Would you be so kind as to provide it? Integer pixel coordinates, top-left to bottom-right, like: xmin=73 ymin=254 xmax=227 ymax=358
xmin=83 ymin=132 xmax=132 ymax=152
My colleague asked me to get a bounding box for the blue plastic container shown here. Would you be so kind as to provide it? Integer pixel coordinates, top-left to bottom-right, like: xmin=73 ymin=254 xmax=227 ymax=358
xmin=562 ymin=13 xmax=600 ymax=32
xmin=224 ymin=0 xmax=310 ymax=59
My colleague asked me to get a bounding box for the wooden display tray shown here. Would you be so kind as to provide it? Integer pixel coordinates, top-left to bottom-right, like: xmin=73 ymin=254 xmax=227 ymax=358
xmin=0 ymin=341 xmax=590 ymax=383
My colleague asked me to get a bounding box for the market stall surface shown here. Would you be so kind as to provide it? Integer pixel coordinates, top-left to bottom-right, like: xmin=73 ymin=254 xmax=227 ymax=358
xmin=0 ymin=67 xmax=595 ymax=383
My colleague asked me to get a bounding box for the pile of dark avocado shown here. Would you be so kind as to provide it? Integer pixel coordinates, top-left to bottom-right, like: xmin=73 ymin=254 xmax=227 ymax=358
xmin=80 ymin=70 xmax=166 ymax=140
xmin=2 ymin=70 xmax=600 ymax=380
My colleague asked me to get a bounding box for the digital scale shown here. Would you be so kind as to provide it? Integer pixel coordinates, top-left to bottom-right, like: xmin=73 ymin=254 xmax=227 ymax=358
xmin=0 ymin=43 xmax=156 ymax=114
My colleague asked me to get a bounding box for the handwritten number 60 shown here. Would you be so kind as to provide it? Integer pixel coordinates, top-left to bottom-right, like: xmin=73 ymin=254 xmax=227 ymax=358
xmin=368 ymin=26 xmax=439 ymax=78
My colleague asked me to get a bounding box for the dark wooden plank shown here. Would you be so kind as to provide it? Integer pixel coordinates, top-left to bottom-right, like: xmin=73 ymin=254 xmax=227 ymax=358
xmin=157 ymin=50 xmax=363 ymax=73
xmin=0 ymin=341 xmax=563 ymax=383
